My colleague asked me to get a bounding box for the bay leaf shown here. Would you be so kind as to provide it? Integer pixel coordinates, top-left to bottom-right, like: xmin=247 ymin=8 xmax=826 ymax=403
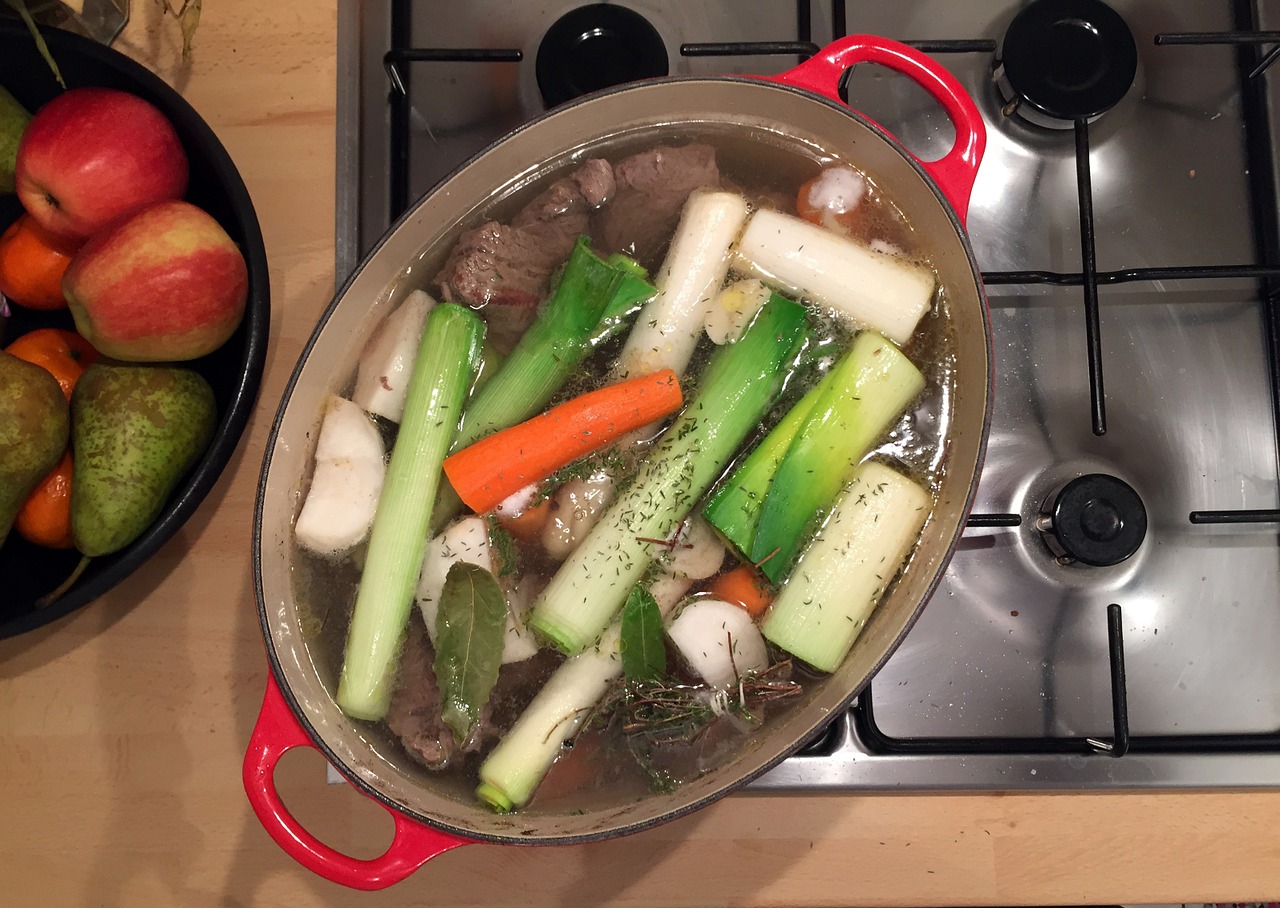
xmin=620 ymin=586 xmax=666 ymax=682
xmin=433 ymin=561 xmax=507 ymax=745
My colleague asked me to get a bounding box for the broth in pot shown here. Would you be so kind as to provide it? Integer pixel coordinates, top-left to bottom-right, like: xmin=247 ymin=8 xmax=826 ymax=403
xmin=253 ymin=68 xmax=989 ymax=848
xmin=290 ymin=123 xmax=954 ymax=815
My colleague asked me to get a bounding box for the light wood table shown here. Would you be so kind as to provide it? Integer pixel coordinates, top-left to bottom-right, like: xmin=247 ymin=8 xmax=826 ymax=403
xmin=3 ymin=3 xmax=1278 ymax=904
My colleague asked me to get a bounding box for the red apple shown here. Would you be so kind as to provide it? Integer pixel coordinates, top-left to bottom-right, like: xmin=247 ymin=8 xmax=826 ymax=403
xmin=63 ymin=200 xmax=248 ymax=362
xmin=15 ymin=88 xmax=189 ymax=243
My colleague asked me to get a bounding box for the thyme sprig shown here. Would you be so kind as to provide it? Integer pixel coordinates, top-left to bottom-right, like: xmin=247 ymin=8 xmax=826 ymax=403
xmin=589 ymin=661 xmax=803 ymax=746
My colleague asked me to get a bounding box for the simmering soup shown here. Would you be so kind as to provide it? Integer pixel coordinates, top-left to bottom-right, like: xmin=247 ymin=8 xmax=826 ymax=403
xmin=291 ymin=126 xmax=955 ymax=814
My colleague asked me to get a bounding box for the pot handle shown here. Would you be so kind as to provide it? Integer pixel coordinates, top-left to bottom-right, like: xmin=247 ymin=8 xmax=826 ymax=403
xmin=765 ymin=35 xmax=986 ymax=225
xmin=242 ymin=673 xmax=471 ymax=890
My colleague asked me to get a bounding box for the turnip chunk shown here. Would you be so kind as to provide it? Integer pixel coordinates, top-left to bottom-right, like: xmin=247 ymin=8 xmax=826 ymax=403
xmin=352 ymin=290 xmax=435 ymax=422
xmin=666 ymin=598 xmax=769 ymax=690
xmin=295 ymin=395 xmax=386 ymax=555
xmin=615 ymin=190 xmax=750 ymax=379
xmin=416 ymin=516 xmax=538 ymax=664
xmin=655 ymin=514 xmax=726 ymax=581
xmin=703 ymin=278 xmax=772 ymax=345
xmin=733 ymin=208 xmax=936 ymax=345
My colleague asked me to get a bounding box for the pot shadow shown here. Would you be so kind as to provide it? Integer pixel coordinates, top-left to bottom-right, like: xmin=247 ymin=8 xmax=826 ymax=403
xmin=0 ymin=566 xmax=163 ymax=676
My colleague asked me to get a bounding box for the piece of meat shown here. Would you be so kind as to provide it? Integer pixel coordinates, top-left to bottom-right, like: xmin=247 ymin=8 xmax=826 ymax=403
xmin=433 ymin=158 xmax=616 ymax=345
xmin=386 ymin=612 xmax=561 ymax=771
xmin=595 ymin=144 xmax=720 ymax=267
xmin=386 ymin=613 xmax=493 ymax=770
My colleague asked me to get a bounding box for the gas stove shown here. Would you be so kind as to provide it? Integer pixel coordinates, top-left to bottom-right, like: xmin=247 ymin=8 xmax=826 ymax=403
xmin=336 ymin=0 xmax=1280 ymax=790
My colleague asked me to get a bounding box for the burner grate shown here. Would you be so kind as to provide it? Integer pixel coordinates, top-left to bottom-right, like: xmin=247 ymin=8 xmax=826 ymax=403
xmin=855 ymin=2 xmax=1280 ymax=763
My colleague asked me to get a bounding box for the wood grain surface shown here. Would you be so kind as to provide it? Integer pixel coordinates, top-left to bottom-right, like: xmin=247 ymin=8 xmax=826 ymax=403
xmin=2 ymin=3 xmax=1278 ymax=905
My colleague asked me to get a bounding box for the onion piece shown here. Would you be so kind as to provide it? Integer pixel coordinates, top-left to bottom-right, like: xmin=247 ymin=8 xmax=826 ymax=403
xmin=703 ymin=278 xmax=772 ymax=345
xmin=540 ymin=468 xmax=616 ymax=561
xmin=654 ymin=514 xmax=726 ymax=581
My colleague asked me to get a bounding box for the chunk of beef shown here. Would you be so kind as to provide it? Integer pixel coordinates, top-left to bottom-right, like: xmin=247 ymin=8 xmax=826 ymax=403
xmin=387 ymin=612 xmax=563 ymax=771
xmin=386 ymin=613 xmax=492 ymax=770
xmin=433 ymin=158 xmax=616 ymax=345
xmin=595 ymin=144 xmax=720 ymax=267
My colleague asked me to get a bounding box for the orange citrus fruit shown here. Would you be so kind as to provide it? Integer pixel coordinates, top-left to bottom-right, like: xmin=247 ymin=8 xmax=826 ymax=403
xmin=0 ymin=214 xmax=79 ymax=310
xmin=15 ymin=450 xmax=74 ymax=550
xmin=5 ymin=327 xmax=100 ymax=401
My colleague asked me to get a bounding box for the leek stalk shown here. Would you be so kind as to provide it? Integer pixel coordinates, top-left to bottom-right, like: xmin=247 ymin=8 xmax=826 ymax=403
xmin=453 ymin=238 xmax=654 ymax=450
xmin=761 ymin=461 xmax=930 ymax=672
xmin=750 ymin=331 xmax=924 ymax=581
xmin=526 ymin=294 xmax=809 ymax=655
xmin=336 ymin=303 xmax=485 ymax=721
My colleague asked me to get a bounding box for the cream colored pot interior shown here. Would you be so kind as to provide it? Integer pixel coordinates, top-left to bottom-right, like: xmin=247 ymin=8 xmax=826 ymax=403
xmin=256 ymin=77 xmax=991 ymax=844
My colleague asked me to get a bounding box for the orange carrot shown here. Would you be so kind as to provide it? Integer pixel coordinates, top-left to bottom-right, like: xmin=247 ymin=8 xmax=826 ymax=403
xmin=707 ymin=563 xmax=775 ymax=620
xmin=496 ymin=495 xmax=553 ymax=545
xmin=444 ymin=369 xmax=683 ymax=514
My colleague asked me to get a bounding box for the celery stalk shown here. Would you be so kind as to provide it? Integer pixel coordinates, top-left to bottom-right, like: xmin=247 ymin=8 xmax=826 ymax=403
xmin=336 ymin=303 xmax=485 ymax=721
xmin=750 ymin=331 xmax=924 ymax=581
xmin=527 ymin=294 xmax=809 ymax=655
xmin=761 ymin=461 xmax=930 ymax=672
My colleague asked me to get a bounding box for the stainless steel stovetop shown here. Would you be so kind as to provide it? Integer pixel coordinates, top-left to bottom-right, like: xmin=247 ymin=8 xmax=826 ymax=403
xmin=336 ymin=0 xmax=1280 ymax=790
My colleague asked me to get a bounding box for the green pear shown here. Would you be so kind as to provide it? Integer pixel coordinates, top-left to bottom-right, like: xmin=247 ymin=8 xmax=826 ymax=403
xmin=70 ymin=363 xmax=217 ymax=557
xmin=0 ymin=349 xmax=70 ymax=546
xmin=0 ymin=83 xmax=31 ymax=193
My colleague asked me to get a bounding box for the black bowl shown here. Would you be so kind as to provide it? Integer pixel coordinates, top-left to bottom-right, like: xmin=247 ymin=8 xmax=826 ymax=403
xmin=0 ymin=20 xmax=269 ymax=637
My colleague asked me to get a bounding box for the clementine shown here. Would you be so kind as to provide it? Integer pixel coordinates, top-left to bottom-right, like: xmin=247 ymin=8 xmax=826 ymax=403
xmin=5 ymin=327 xmax=101 ymax=400
xmin=15 ymin=450 xmax=74 ymax=550
xmin=0 ymin=214 xmax=78 ymax=310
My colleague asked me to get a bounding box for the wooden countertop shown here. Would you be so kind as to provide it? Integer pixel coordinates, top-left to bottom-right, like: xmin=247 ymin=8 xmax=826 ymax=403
xmin=2 ymin=3 xmax=1278 ymax=905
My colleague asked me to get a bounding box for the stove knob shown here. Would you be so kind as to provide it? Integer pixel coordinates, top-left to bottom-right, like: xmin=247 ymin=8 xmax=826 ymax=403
xmin=536 ymin=4 xmax=670 ymax=108
xmin=1038 ymin=473 xmax=1147 ymax=567
xmin=995 ymin=0 xmax=1137 ymax=127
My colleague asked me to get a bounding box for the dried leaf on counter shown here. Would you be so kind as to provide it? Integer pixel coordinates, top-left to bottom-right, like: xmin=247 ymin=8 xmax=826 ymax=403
xmin=158 ymin=0 xmax=202 ymax=60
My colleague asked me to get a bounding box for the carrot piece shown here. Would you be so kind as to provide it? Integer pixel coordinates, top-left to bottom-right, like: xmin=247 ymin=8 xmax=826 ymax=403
xmin=795 ymin=165 xmax=868 ymax=238
xmin=444 ymin=369 xmax=682 ymax=514
xmin=496 ymin=495 xmax=553 ymax=545
xmin=707 ymin=563 xmax=775 ymax=620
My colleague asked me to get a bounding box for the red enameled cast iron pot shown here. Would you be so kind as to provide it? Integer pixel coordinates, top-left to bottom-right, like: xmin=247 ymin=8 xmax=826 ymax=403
xmin=246 ymin=35 xmax=992 ymax=890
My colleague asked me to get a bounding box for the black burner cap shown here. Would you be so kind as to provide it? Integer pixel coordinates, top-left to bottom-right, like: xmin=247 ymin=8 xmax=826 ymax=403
xmin=1000 ymin=0 xmax=1137 ymax=122
xmin=1047 ymin=473 xmax=1147 ymax=567
xmin=536 ymin=4 xmax=669 ymax=108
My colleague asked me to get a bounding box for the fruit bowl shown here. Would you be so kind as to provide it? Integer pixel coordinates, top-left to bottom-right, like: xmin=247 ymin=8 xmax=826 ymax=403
xmin=0 ymin=20 xmax=269 ymax=637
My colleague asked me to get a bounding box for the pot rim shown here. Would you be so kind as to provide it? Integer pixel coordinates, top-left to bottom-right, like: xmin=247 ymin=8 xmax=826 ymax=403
xmin=253 ymin=69 xmax=992 ymax=847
